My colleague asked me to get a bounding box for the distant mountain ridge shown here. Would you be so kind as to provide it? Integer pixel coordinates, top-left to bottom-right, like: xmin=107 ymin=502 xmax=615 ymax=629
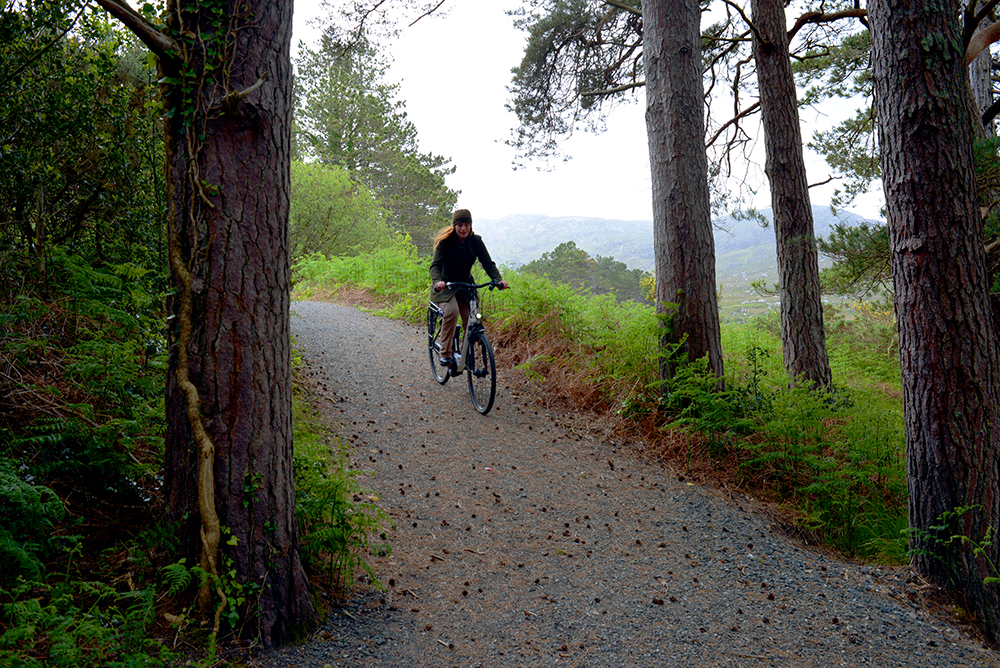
xmin=475 ymin=207 xmax=883 ymax=318
xmin=475 ymin=207 xmax=881 ymax=274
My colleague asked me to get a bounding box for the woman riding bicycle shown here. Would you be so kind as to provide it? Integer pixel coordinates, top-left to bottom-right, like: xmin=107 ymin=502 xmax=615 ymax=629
xmin=430 ymin=208 xmax=508 ymax=366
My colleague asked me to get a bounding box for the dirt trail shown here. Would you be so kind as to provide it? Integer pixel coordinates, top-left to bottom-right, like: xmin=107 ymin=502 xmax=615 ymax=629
xmin=254 ymin=300 xmax=997 ymax=667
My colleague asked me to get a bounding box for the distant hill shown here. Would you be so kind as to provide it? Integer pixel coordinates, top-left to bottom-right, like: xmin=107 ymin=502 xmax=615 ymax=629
xmin=474 ymin=214 xmax=654 ymax=271
xmin=475 ymin=206 xmax=883 ymax=319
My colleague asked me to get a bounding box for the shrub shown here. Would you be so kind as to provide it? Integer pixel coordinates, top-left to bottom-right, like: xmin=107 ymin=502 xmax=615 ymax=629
xmin=0 ymin=457 xmax=69 ymax=584
xmin=0 ymin=251 xmax=170 ymax=667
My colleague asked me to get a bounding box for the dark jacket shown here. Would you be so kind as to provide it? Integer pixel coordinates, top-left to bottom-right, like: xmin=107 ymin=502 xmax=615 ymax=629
xmin=429 ymin=233 xmax=503 ymax=303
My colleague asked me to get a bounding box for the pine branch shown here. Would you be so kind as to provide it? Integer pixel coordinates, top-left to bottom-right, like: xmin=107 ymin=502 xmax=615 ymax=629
xmin=580 ymin=80 xmax=645 ymax=96
xmin=603 ymin=0 xmax=641 ymax=17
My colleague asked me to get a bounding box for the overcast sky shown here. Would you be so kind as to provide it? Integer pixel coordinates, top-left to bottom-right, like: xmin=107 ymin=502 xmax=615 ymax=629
xmin=292 ymin=2 xmax=884 ymax=222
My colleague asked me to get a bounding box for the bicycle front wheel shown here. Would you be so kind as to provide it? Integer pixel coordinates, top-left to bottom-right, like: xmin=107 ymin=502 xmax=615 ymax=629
xmin=466 ymin=330 xmax=496 ymax=415
xmin=428 ymin=307 xmax=450 ymax=385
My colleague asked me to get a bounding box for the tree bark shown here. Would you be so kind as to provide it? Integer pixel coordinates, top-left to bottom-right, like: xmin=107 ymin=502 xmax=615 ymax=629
xmin=641 ymin=0 xmax=724 ymax=381
xmin=159 ymin=0 xmax=314 ymax=645
xmin=871 ymin=0 xmax=1000 ymax=641
xmin=751 ymin=0 xmax=832 ymax=390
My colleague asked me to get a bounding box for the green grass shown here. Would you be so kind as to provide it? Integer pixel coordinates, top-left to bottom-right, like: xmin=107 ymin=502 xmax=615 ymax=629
xmin=292 ymin=247 xmax=908 ymax=563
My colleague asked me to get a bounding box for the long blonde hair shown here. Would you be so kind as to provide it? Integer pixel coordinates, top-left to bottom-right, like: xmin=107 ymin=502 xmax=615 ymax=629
xmin=433 ymin=224 xmax=458 ymax=247
xmin=433 ymin=210 xmax=474 ymax=247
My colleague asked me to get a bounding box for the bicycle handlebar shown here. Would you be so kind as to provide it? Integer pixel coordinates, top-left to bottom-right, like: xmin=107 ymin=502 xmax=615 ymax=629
xmin=440 ymin=280 xmax=506 ymax=291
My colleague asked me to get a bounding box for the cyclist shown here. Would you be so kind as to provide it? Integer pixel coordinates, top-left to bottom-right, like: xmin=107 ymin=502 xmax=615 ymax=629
xmin=430 ymin=208 xmax=508 ymax=366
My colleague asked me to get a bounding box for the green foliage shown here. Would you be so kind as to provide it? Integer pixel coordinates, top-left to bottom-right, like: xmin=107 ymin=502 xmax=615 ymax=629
xmin=805 ymin=80 xmax=1000 ymax=302
xmin=293 ymin=394 xmax=393 ymax=594
xmin=493 ymin=271 xmax=663 ymax=411
xmin=670 ymin=324 xmax=906 ymax=561
xmin=974 ymin=137 xmax=1000 ymax=294
xmin=290 ymin=161 xmax=404 ymax=259
xmin=506 ymin=0 xmax=643 ymax=163
xmin=796 ymin=29 xmax=872 ymax=101
xmin=520 ymin=241 xmax=651 ymax=302
xmin=905 ymin=506 xmax=1000 ymax=588
xmin=808 ymin=108 xmax=880 ymax=211
xmin=292 ymin=246 xmax=429 ymax=321
xmin=794 ymin=28 xmax=877 ymax=211
xmin=294 ymin=31 xmax=457 ymax=254
xmin=1 ymin=9 xmax=166 ymax=277
xmin=0 ymin=576 xmax=168 ymax=668
xmin=817 ymin=220 xmax=891 ymax=299
xmin=215 ymin=529 xmax=263 ymax=632
xmin=667 ymin=344 xmax=769 ymax=453
xmin=0 ymin=457 xmax=69 ymax=583
xmin=2 ymin=252 xmax=165 ymax=480
xmin=823 ymin=301 xmax=900 ymax=385
xmin=0 ymin=249 xmax=171 ymax=666
xmin=160 ymin=559 xmax=193 ymax=598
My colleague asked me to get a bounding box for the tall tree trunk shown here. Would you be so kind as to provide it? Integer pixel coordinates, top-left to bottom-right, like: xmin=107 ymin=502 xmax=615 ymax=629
xmin=751 ymin=0 xmax=832 ymax=390
xmin=641 ymin=0 xmax=724 ymax=382
xmin=871 ymin=0 xmax=1000 ymax=641
xmin=159 ymin=0 xmax=314 ymax=645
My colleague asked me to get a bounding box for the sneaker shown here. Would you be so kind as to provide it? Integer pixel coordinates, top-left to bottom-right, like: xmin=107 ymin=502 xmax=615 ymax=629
xmin=439 ymin=356 xmax=453 ymax=366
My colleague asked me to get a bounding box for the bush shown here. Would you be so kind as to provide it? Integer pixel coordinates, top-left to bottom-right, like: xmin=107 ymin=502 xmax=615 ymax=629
xmin=0 ymin=457 xmax=69 ymax=584
xmin=0 ymin=251 xmax=171 ymax=667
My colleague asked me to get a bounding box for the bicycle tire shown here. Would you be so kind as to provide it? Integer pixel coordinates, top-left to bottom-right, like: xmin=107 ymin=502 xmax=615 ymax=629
xmin=427 ymin=307 xmax=450 ymax=385
xmin=466 ymin=330 xmax=496 ymax=415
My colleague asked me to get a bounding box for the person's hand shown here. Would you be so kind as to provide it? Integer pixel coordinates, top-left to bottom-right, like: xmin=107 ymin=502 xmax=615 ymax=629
xmin=498 ymin=280 xmax=509 ymax=290
xmin=434 ymin=281 xmax=446 ymax=291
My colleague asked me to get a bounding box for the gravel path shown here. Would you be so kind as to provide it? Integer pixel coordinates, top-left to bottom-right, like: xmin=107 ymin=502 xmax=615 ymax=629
xmin=254 ymin=300 xmax=998 ymax=668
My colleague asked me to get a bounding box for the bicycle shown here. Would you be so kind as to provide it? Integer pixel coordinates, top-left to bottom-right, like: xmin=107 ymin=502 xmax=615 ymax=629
xmin=427 ymin=280 xmax=503 ymax=415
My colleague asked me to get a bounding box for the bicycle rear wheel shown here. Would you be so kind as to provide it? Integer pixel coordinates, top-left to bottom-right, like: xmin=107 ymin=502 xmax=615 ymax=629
xmin=466 ymin=330 xmax=496 ymax=415
xmin=427 ymin=306 xmax=450 ymax=385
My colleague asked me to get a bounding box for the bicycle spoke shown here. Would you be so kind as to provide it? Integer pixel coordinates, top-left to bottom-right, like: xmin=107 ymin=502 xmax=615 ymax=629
xmin=428 ymin=306 xmax=449 ymax=385
xmin=467 ymin=331 xmax=496 ymax=415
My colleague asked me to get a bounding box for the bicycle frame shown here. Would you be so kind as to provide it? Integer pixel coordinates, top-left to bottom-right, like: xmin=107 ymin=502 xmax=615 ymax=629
xmin=428 ymin=279 xmax=502 ymax=414
xmin=451 ymin=291 xmax=484 ymax=375
xmin=432 ymin=280 xmax=496 ymax=375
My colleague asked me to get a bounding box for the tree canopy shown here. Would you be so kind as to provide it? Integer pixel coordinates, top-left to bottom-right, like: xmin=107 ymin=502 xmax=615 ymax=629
xmin=520 ymin=240 xmax=650 ymax=302
xmin=290 ymin=161 xmax=405 ymax=258
xmin=293 ymin=30 xmax=458 ymax=255
xmin=1 ymin=5 xmax=165 ymax=284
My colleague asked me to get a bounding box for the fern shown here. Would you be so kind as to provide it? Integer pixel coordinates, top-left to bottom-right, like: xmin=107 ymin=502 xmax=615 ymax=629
xmin=9 ymin=418 xmax=79 ymax=451
xmin=160 ymin=560 xmax=193 ymax=597
xmin=0 ymin=577 xmax=167 ymax=667
xmin=0 ymin=457 xmax=67 ymax=583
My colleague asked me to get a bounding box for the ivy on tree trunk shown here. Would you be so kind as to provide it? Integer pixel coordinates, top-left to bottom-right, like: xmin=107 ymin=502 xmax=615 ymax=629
xmin=92 ymin=0 xmax=316 ymax=645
